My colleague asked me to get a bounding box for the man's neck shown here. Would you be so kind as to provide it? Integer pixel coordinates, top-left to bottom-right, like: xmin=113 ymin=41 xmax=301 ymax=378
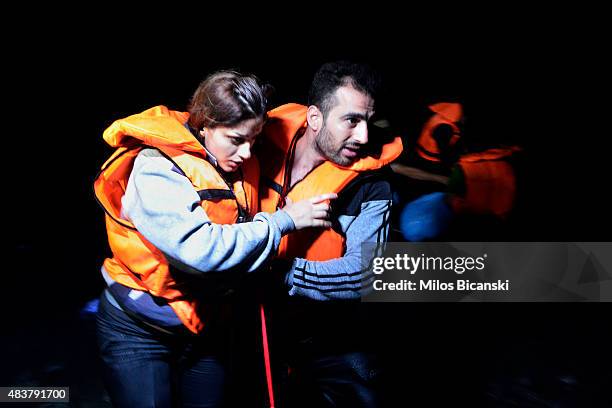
xmin=289 ymin=128 xmax=325 ymax=189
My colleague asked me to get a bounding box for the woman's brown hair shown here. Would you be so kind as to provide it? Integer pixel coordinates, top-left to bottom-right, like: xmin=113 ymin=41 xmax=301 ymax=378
xmin=188 ymin=70 xmax=271 ymax=131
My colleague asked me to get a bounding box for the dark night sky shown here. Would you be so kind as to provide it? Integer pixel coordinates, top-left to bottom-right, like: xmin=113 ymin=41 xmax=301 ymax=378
xmin=3 ymin=9 xmax=611 ymax=405
xmin=7 ymin=12 xmax=609 ymax=313
xmin=4 ymin=9 xmax=608 ymax=311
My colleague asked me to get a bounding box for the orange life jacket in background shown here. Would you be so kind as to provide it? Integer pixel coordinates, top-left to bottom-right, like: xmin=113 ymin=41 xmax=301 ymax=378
xmin=258 ymin=104 xmax=403 ymax=261
xmin=94 ymin=106 xmax=259 ymax=333
xmin=416 ymin=102 xmax=463 ymax=162
xmin=450 ymin=146 xmax=521 ymax=219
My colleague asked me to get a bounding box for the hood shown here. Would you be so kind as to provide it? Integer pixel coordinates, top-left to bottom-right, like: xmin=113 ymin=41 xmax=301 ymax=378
xmin=102 ymin=105 xmax=203 ymax=153
xmin=429 ymin=102 xmax=463 ymax=123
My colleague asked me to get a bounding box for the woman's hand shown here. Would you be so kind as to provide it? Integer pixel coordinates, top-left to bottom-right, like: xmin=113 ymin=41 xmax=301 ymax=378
xmin=283 ymin=193 xmax=338 ymax=230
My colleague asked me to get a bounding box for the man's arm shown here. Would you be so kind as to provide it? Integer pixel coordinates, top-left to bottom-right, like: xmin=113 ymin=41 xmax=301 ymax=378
xmin=284 ymin=176 xmax=391 ymax=300
xmin=390 ymin=162 xmax=450 ymax=185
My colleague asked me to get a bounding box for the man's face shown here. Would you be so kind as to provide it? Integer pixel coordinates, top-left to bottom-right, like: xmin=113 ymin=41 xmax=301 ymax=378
xmin=315 ymin=85 xmax=375 ymax=166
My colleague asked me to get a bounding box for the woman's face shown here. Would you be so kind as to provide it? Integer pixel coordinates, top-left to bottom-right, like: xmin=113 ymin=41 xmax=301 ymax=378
xmin=200 ymin=117 xmax=263 ymax=173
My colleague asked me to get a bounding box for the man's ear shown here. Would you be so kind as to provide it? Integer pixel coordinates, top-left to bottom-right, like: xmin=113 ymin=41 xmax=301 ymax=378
xmin=306 ymin=105 xmax=322 ymax=132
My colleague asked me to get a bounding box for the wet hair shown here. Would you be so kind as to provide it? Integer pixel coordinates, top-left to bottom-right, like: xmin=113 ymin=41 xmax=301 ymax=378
xmin=308 ymin=61 xmax=382 ymax=118
xmin=188 ymin=70 xmax=271 ymax=130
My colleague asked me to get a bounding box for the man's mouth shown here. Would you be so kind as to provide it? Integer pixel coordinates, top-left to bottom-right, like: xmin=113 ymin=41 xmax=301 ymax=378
xmin=341 ymin=145 xmax=361 ymax=158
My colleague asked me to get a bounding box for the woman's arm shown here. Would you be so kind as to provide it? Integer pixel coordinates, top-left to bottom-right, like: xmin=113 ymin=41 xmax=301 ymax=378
xmin=123 ymin=148 xmax=294 ymax=274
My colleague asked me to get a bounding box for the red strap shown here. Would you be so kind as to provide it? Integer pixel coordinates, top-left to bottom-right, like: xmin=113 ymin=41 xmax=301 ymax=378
xmin=260 ymin=304 xmax=275 ymax=408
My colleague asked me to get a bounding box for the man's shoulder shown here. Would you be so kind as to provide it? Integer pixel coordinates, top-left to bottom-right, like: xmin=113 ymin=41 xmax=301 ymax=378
xmin=347 ymin=169 xmax=393 ymax=198
xmin=335 ymin=169 xmax=393 ymax=216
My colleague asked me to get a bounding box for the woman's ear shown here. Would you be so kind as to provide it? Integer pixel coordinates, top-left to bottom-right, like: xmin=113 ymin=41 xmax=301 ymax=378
xmin=199 ymin=128 xmax=207 ymax=138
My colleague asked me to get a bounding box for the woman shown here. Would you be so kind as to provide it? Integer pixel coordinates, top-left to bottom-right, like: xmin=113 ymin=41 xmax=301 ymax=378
xmin=94 ymin=71 xmax=335 ymax=407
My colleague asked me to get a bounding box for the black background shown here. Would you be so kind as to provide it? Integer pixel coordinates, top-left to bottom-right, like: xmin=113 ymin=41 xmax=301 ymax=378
xmin=4 ymin=8 xmax=611 ymax=406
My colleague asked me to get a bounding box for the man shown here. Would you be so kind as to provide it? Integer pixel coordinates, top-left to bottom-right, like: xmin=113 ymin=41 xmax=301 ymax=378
xmin=256 ymin=61 xmax=403 ymax=407
xmin=390 ymin=100 xmax=521 ymax=241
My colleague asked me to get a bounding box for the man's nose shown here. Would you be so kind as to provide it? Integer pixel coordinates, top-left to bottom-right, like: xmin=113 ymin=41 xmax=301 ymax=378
xmin=353 ymin=122 xmax=369 ymax=145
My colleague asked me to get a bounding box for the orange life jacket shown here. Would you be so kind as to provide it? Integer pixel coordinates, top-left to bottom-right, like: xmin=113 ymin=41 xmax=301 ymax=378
xmin=94 ymin=105 xmax=259 ymax=334
xmin=450 ymin=146 xmax=520 ymax=219
xmin=416 ymin=102 xmax=463 ymax=162
xmin=258 ymin=104 xmax=403 ymax=261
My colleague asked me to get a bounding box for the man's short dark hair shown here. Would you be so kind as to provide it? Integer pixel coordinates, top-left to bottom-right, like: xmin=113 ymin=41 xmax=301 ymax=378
xmin=308 ymin=61 xmax=382 ymax=118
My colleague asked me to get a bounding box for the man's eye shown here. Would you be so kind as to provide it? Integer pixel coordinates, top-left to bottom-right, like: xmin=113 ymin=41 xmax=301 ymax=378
xmin=231 ymin=138 xmax=243 ymax=145
xmin=347 ymin=117 xmax=359 ymax=125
